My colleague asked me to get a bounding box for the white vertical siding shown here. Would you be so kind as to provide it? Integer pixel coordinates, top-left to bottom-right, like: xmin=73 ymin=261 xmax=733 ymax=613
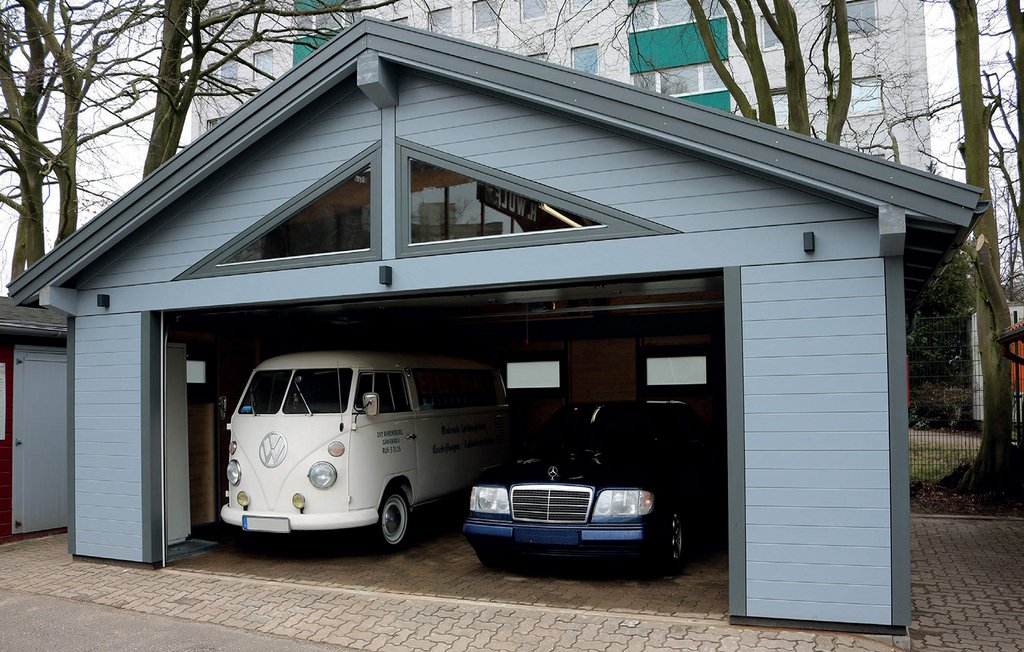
xmin=74 ymin=313 xmax=143 ymax=561
xmin=742 ymin=258 xmax=892 ymax=626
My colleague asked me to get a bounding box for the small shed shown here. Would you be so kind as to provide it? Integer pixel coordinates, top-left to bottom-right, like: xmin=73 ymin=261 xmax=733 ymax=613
xmin=8 ymin=19 xmax=982 ymax=634
xmin=0 ymin=298 xmax=67 ymax=544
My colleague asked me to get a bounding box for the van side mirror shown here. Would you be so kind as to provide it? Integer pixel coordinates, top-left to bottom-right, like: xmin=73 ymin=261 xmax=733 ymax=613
xmin=362 ymin=392 xmax=380 ymax=418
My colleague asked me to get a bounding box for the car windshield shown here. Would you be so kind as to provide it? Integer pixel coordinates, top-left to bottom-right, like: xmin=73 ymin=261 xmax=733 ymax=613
xmin=239 ymin=370 xmax=291 ymax=415
xmin=530 ymin=403 xmax=695 ymax=458
xmin=283 ymin=369 xmax=354 ymax=414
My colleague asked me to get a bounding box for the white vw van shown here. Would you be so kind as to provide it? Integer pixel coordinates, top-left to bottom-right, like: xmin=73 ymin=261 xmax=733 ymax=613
xmin=220 ymin=351 xmax=510 ymax=547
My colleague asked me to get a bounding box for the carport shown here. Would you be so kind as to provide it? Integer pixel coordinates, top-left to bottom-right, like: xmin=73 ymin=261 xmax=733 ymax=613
xmin=8 ymin=18 xmax=982 ymax=635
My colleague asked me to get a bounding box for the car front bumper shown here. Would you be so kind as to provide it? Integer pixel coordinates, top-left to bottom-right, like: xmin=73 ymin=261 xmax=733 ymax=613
xmin=463 ymin=518 xmax=655 ymax=558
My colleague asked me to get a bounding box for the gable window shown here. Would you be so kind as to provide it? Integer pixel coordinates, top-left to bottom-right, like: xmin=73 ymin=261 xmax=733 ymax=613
xmin=428 ymin=7 xmax=452 ymax=33
xmin=222 ymin=165 xmax=372 ymax=265
xmin=474 ymin=0 xmax=498 ymax=30
xmin=522 ymin=0 xmax=545 ymax=20
xmin=632 ymin=63 xmax=723 ymax=97
xmin=572 ymin=45 xmax=599 ymax=74
xmin=850 ymin=77 xmax=882 ymax=114
xmin=409 ymin=158 xmax=600 ymax=245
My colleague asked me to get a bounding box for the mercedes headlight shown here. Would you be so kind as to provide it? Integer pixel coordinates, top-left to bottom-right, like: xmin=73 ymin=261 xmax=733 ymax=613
xmin=593 ymin=489 xmax=654 ymax=518
xmin=226 ymin=460 xmax=241 ymax=486
xmin=470 ymin=486 xmax=510 ymax=515
xmin=308 ymin=461 xmax=337 ymax=489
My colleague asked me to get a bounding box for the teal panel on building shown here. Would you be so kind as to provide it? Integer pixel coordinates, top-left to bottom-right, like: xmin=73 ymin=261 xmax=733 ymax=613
xmin=294 ymin=34 xmax=328 ymax=65
xmin=680 ymin=90 xmax=730 ymax=111
xmin=628 ymin=19 xmax=728 ymax=74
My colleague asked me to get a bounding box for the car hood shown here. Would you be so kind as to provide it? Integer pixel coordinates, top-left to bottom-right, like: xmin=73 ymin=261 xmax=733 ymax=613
xmin=478 ymin=452 xmax=651 ymax=489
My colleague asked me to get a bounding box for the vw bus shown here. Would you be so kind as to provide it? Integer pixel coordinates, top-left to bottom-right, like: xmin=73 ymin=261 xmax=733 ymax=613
xmin=221 ymin=351 xmax=509 ymax=547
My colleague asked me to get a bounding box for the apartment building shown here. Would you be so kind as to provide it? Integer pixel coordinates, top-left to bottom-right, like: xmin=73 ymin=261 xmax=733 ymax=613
xmin=192 ymin=0 xmax=931 ymax=170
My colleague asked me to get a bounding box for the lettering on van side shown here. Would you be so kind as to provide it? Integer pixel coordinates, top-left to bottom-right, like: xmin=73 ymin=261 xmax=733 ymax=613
xmin=377 ymin=428 xmax=403 ymax=455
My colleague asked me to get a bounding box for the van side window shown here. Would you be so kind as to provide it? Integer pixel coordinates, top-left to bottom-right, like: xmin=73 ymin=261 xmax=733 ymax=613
xmin=413 ymin=369 xmax=498 ymax=410
xmin=355 ymin=371 xmax=410 ymax=414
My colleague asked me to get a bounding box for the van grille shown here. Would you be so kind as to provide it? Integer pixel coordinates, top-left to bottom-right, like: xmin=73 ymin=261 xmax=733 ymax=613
xmin=511 ymin=485 xmax=593 ymax=523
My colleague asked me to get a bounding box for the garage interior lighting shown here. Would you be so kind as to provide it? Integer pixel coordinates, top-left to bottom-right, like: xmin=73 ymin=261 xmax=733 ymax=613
xmin=540 ymin=203 xmax=584 ymax=229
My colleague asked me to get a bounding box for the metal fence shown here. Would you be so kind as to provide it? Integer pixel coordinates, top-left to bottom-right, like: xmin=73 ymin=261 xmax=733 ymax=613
xmin=907 ymin=315 xmax=982 ymax=481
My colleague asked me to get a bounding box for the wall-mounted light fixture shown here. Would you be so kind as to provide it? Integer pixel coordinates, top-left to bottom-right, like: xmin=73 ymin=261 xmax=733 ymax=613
xmin=803 ymin=231 xmax=815 ymax=253
xmin=379 ymin=265 xmax=393 ymax=286
xmin=96 ymin=294 xmax=110 ymax=308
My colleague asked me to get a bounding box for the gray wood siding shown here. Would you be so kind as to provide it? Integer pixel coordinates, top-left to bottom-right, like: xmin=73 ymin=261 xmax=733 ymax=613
xmin=395 ymin=76 xmax=868 ymax=230
xmin=80 ymin=91 xmax=381 ymax=290
xmin=741 ymin=258 xmax=892 ymax=626
xmin=74 ymin=313 xmax=144 ymax=561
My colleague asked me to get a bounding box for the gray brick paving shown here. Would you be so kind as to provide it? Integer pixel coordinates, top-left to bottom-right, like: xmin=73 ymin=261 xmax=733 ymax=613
xmin=0 ymin=534 xmax=900 ymax=651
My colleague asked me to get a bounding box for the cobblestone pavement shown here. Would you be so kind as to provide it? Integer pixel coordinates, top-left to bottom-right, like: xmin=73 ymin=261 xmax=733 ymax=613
xmin=911 ymin=516 xmax=1024 ymax=652
xmin=0 ymin=535 xmax=898 ymax=651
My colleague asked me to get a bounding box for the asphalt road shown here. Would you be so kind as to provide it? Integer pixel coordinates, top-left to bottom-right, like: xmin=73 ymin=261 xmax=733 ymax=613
xmin=0 ymin=590 xmax=351 ymax=652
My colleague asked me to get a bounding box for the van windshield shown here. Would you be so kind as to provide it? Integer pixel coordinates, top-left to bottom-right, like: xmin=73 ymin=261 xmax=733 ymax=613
xmin=283 ymin=369 xmax=353 ymax=414
xmin=239 ymin=370 xmax=291 ymax=415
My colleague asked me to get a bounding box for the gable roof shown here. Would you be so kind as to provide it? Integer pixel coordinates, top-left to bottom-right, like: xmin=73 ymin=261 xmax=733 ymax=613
xmin=8 ymin=18 xmax=984 ymax=307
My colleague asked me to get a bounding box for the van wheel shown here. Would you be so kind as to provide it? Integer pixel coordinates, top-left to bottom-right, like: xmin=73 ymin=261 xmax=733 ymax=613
xmin=377 ymin=490 xmax=410 ymax=549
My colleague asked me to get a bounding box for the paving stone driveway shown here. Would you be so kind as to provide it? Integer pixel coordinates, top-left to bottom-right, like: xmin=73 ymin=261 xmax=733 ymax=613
xmin=0 ymin=535 xmax=898 ymax=651
xmin=911 ymin=516 xmax=1024 ymax=651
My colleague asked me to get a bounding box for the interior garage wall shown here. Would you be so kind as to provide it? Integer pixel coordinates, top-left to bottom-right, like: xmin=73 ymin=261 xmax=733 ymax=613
xmin=73 ymin=313 xmax=144 ymax=561
xmin=740 ymin=258 xmax=892 ymax=625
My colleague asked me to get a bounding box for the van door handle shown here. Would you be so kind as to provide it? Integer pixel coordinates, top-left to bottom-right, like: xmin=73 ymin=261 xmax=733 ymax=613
xmin=14 ymin=440 xmax=22 ymax=446
xmin=406 ymin=433 xmax=417 ymax=440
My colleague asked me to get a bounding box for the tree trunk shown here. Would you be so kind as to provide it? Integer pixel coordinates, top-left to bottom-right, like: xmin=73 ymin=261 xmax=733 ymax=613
xmin=950 ymin=0 xmax=1016 ymax=491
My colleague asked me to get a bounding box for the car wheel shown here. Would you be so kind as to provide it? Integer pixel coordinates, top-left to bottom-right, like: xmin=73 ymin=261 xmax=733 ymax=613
xmin=475 ymin=551 xmax=502 ymax=569
xmin=663 ymin=511 xmax=685 ymax=575
xmin=378 ymin=489 xmax=410 ymax=549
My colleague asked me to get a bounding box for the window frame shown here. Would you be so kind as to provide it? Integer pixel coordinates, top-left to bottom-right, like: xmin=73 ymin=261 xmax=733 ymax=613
xmin=253 ymin=49 xmax=274 ymax=76
xmin=522 ymin=0 xmax=546 ymax=21
xmin=631 ymin=0 xmax=726 ymax=31
xmin=395 ymin=140 xmax=671 ymax=258
xmin=846 ymin=0 xmax=877 ymax=36
xmin=761 ymin=15 xmax=782 ymax=50
xmin=571 ymin=44 xmax=599 ymax=74
xmin=180 ymin=144 xmax=382 ymax=279
xmin=631 ymin=62 xmax=724 ymax=99
xmin=850 ymin=76 xmax=882 ymax=115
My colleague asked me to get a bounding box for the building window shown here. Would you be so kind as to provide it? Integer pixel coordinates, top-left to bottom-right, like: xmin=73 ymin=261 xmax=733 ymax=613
xmin=761 ymin=16 xmax=781 ymax=49
xmin=572 ymin=44 xmax=599 ymax=74
xmin=522 ymin=0 xmax=545 ymax=21
xmin=506 ymin=361 xmax=560 ymax=389
xmin=847 ymin=0 xmax=877 ymax=35
xmin=207 ymin=116 xmax=225 ymax=131
xmin=528 ymin=51 xmax=548 ymax=60
xmin=850 ymin=77 xmax=882 ymax=114
xmin=473 ymin=0 xmax=498 ymax=30
xmin=631 ymin=63 xmax=723 ymax=97
xmin=646 ymin=356 xmax=707 ymax=386
xmin=428 ymin=7 xmax=452 ymax=34
xmin=771 ymin=90 xmax=788 ymax=126
xmin=253 ymin=50 xmax=273 ymax=76
xmin=409 ymin=158 xmax=601 ymax=245
xmin=632 ymin=0 xmax=725 ymax=31
xmin=570 ymin=0 xmax=593 ymax=11
xmin=216 ymin=60 xmax=238 ymax=82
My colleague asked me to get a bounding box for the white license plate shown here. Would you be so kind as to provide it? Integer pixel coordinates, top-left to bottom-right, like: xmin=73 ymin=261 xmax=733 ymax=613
xmin=242 ymin=515 xmax=291 ymax=533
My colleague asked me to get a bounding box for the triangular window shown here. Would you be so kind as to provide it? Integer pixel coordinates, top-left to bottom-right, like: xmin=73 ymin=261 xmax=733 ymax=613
xmin=398 ymin=142 xmax=672 ymax=257
xmin=223 ymin=165 xmax=372 ymax=264
xmin=180 ymin=146 xmax=380 ymax=278
xmin=409 ymin=159 xmax=602 ymax=244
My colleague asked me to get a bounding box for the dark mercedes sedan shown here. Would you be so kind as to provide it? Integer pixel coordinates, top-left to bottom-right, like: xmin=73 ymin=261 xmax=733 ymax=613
xmin=462 ymin=401 xmax=709 ymax=573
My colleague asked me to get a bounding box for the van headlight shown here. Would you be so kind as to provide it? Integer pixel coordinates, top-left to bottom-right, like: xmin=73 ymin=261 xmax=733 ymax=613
xmin=227 ymin=460 xmax=241 ymax=486
xmin=308 ymin=461 xmax=337 ymax=489
xmin=593 ymin=490 xmax=654 ymax=519
xmin=470 ymin=486 xmax=509 ymax=515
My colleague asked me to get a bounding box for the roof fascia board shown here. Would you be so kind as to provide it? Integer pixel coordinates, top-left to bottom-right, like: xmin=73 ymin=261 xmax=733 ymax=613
xmin=364 ymin=24 xmax=980 ymax=224
xmin=9 ymin=26 xmax=372 ymax=305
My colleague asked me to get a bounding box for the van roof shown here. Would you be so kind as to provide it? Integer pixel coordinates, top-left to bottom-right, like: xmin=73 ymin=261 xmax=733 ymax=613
xmin=254 ymin=351 xmax=494 ymax=372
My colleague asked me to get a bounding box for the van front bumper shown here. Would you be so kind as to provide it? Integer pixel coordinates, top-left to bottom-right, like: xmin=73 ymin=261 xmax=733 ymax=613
xmin=463 ymin=518 xmax=655 ymax=558
xmin=221 ymin=505 xmax=379 ymax=531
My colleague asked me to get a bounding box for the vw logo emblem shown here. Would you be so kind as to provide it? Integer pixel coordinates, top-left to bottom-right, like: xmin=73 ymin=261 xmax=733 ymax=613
xmin=259 ymin=432 xmax=288 ymax=468
xmin=548 ymin=465 xmax=559 ymax=480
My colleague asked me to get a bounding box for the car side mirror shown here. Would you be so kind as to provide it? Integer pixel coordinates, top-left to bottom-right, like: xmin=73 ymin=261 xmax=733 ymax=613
xmin=362 ymin=392 xmax=380 ymax=418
